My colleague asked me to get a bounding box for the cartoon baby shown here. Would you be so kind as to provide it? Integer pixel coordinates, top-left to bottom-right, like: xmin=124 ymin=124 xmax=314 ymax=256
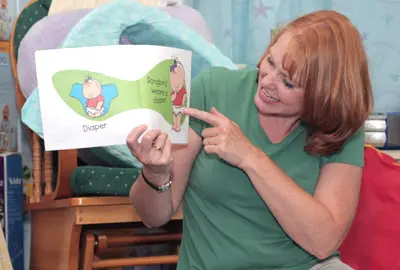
xmin=0 ymin=104 xmax=9 ymax=151
xmin=170 ymin=59 xmax=186 ymax=132
xmin=0 ymin=14 xmax=9 ymax=40
xmin=82 ymin=77 xmax=104 ymax=118
xmin=0 ymin=0 xmax=9 ymax=40
xmin=1 ymin=0 xmax=7 ymax=9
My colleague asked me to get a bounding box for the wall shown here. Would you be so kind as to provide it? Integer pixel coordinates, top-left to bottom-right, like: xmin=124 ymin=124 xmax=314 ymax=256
xmin=185 ymin=0 xmax=400 ymax=113
xmin=333 ymin=0 xmax=400 ymax=112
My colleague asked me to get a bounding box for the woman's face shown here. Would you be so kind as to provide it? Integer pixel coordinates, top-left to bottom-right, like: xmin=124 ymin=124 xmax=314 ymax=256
xmin=255 ymin=33 xmax=305 ymax=118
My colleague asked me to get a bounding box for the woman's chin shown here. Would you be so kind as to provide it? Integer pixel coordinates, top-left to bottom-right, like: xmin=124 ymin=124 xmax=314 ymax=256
xmin=254 ymin=95 xmax=278 ymax=114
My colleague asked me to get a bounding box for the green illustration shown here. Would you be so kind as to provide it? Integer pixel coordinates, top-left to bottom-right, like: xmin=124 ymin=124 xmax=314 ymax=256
xmin=52 ymin=59 xmax=187 ymax=131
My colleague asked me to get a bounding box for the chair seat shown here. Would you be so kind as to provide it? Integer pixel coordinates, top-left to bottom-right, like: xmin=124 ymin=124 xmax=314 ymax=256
xmin=26 ymin=196 xmax=183 ymax=225
xmin=71 ymin=166 xmax=141 ymax=197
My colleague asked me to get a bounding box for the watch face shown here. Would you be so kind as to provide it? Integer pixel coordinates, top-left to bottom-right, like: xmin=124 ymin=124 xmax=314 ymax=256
xmin=158 ymin=181 xmax=172 ymax=193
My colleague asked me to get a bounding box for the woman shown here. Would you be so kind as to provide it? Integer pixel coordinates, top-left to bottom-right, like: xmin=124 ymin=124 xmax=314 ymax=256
xmin=127 ymin=10 xmax=373 ymax=270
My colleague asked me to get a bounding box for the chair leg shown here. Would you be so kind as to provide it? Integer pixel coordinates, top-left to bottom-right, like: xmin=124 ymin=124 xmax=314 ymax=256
xmin=30 ymin=208 xmax=82 ymax=270
xmin=81 ymin=232 xmax=96 ymax=270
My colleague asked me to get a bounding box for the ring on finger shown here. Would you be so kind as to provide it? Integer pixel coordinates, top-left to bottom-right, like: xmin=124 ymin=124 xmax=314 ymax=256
xmin=152 ymin=141 xmax=163 ymax=151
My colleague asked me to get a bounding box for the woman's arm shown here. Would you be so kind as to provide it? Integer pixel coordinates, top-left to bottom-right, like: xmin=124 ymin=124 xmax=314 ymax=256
xmin=242 ymin=150 xmax=362 ymax=260
xmin=129 ymin=128 xmax=202 ymax=228
xmin=183 ymin=107 xmax=362 ymax=260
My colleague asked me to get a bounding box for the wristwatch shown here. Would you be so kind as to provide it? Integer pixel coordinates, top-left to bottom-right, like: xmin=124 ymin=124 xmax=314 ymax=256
xmin=141 ymin=170 xmax=172 ymax=193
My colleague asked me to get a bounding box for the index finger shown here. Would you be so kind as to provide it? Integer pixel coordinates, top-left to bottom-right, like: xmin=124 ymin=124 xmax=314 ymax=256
xmin=184 ymin=108 xmax=222 ymax=127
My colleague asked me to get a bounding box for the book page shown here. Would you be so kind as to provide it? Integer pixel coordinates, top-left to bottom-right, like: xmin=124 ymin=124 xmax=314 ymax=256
xmin=0 ymin=42 xmax=18 ymax=153
xmin=35 ymin=45 xmax=192 ymax=151
xmin=0 ymin=228 xmax=12 ymax=270
xmin=0 ymin=0 xmax=17 ymax=41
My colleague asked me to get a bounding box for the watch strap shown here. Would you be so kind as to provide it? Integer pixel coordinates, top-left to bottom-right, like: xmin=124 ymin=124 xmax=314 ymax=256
xmin=141 ymin=170 xmax=172 ymax=193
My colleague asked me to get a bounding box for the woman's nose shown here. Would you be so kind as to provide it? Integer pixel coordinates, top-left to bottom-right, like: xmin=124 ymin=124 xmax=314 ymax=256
xmin=260 ymin=73 xmax=279 ymax=89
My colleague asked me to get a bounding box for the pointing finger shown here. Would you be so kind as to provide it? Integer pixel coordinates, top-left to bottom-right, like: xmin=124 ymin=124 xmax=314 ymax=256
xmin=210 ymin=107 xmax=229 ymax=120
xmin=184 ymin=107 xmax=222 ymax=127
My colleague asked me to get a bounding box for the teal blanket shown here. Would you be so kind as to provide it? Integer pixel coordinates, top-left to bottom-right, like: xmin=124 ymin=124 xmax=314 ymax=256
xmin=22 ymin=0 xmax=236 ymax=168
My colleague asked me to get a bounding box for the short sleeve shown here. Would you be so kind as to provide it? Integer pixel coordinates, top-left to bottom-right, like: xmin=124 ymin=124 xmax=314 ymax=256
xmin=188 ymin=69 xmax=211 ymax=136
xmin=320 ymin=127 xmax=365 ymax=168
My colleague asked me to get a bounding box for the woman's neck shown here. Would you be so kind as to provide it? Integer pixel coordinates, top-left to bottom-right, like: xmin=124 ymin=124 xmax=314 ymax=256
xmin=258 ymin=114 xmax=300 ymax=144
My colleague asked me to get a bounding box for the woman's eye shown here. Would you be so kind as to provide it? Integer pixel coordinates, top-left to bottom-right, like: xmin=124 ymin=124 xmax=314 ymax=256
xmin=267 ymin=56 xmax=274 ymax=66
xmin=283 ymin=79 xmax=294 ymax=89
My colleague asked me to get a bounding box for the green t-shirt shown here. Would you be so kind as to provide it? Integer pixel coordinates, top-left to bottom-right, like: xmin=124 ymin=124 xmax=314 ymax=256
xmin=177 ymin=67 xmax=364 ymax=270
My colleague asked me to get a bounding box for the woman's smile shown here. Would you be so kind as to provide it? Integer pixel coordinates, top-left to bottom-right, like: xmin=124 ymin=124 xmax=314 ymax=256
xmin=259 ymin=86 xmax=281 ymax=104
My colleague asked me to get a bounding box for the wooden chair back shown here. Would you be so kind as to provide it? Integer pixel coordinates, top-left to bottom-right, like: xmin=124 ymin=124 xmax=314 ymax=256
xmin=9 ymin=0 xmax=77 ymax=204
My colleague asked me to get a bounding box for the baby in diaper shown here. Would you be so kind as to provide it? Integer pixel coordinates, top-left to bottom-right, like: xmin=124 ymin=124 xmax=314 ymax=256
xmin=83 ymin=77 xmax=104 ymax=118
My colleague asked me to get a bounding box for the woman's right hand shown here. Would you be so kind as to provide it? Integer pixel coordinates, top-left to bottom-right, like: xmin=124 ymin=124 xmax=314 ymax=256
xmin=126 ymin=125 xmax=172 ymax=177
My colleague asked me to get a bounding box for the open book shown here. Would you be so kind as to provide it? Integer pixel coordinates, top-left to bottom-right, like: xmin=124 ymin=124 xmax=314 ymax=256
xmin=35 ymin=45 xmax=192 ymax=151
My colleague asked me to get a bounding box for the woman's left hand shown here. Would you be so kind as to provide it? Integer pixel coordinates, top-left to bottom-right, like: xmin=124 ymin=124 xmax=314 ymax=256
xmin=184 ymin=107 xmax=257 ymax=169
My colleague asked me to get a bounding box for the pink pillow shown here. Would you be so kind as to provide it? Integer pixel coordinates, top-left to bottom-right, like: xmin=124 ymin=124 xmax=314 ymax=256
xmin=339 ymin=146 xmax=400 ymax=270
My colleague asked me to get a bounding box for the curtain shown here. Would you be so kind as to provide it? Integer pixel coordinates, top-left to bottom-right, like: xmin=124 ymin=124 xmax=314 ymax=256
xmin=185 ymin=0 xmax=400 ymax=113
xmin=184 ymin=0 xmax=331 ymax=67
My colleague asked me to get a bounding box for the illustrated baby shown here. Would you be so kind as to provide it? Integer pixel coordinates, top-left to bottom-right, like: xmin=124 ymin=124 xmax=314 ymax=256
xmin=0 ymin=104 xmax=9 ymax=151
xmin=83 ymin=77 xmax=104 ymax=118
xmin=170 ymin=60 xmax=187 ymax=132
xmin=0 ymin=7 xmax=9 ymax=40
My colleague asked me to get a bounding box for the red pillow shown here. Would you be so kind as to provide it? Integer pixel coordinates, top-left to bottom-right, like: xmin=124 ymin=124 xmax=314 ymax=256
xmin=339 ymin=146 xmax=400 ymax=270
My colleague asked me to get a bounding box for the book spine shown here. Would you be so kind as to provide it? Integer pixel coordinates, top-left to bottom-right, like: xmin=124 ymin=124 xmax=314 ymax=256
xmin=4 ymin=153 xmax=23 ymax=270
xmin=365 ymin=132 xmax=386 ymax=148
xmin=0 ymin=156 xmax=4 ymax=237
xmin=364 ymin=119 xmax=387 ymax=132
xmin=368 ymin=112 xmax=388 ymax=120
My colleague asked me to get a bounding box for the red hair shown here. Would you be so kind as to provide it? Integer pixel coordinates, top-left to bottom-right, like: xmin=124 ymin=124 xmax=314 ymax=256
xmin=258 ymin=10 xmax=373 ymax=156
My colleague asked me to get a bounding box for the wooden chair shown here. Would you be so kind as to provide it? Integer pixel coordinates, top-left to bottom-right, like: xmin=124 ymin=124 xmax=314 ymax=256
xmin=10 ymin=1 xmax=182 ymax=269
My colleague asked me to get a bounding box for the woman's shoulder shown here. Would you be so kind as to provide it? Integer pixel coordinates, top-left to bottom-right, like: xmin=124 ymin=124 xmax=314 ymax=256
xmin=193 ymin=67 xmax=258 ymax=94
xmin=319 ymin=127 xmax=365 ymax=168
xmin=189 ymin=67 xmax=258 ymax=129
xmin=196 ymin=66 xmax=256 ymax=81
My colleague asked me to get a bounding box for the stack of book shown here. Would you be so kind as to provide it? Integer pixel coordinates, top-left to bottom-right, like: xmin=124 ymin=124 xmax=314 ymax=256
xmin=365 ymin=113 xmax=400 ymax=149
